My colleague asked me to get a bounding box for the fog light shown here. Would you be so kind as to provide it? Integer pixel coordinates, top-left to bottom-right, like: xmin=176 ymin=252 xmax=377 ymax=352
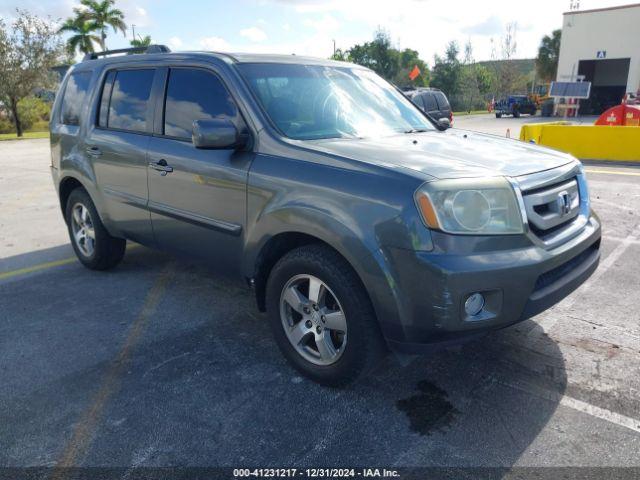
xmin=464 ymin=293 xmax=485 ymax=316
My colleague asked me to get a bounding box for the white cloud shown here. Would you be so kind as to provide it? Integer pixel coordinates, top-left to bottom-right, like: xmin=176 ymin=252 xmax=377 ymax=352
xmin=282 ymin=22 xmax=291 ymax=31
xmin=168 ymin=36 xmax=183 ymax=50
xmin=240 ymin=26 xmax=268 ymax=42
xmin=303 ymin=14 xmax=340 ymax=34
xmin=200 ymin=36 xmax=231 ymax=51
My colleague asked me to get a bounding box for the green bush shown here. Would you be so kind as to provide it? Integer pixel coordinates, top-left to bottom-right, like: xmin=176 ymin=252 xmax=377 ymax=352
xmin=0 ymin=97 xmax=51 ymax=133
xmin=17 ymin=96 xmax=51 ymax=131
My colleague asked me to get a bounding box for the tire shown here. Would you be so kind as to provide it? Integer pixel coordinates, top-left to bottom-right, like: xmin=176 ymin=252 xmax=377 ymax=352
xmin=265 ymin=244 xmax=385 ymax=387
xmin=513 ymin=109 xmax=520 ymax=118
xmin=65 ymin=188 xmax=126 ymax=270
xmin=495 ymin=112 xmax=502 ymax=118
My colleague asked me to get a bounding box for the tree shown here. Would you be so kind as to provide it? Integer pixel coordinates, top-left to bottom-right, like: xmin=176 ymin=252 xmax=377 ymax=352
xmin=489 ymin=22 xmax=527 ymax=97
xmin=430 ymin=41 xmax=461 ymax=97
xmin=58 ymin=16 xmax=100 ymax=55
xmin=393 ymin=48 xmax=429 ymax=87
xmin=536 ymin=29 xmax=561 ymax=82
xmin=76 ymin=0 xmax=126 ymax=51
xmin=130 ymin=35 xmax=152 ymax=48
xmin=347 ymin=29 xmax=399 ymax=80
xmin=0 ymin=10 xmax=64 ymax=136
xmin=458 ymin=40 xmax=492 ymax=111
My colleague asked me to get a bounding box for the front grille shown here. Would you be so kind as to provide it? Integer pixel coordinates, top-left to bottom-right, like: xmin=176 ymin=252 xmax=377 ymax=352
xmin=533 ymin=242 xmax=598 ymax=292
xmin=522 ymin=177 xmax=580 ymax=241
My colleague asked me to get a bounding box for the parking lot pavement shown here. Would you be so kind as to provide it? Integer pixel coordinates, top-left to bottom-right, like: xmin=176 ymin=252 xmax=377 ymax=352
xmin=1 ymin=139 xmax=639 ymax=470
xmin=455 ymin=113 xmax=599 ymax=138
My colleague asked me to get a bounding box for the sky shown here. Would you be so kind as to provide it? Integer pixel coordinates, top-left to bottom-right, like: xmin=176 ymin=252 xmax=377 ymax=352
xmin=0 ymin=0 xmax=638 ymax=64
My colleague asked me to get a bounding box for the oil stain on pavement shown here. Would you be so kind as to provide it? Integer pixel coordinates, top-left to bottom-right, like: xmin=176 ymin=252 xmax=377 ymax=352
xmin=396 ymin=381 xmax=459 ymax=435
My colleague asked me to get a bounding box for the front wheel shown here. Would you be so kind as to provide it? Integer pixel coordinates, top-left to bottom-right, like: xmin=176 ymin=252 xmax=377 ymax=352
xmin=265 ymin=244 xmax=385 ymax=386
xmin=65 ymin=188 xmax=126 ymax=270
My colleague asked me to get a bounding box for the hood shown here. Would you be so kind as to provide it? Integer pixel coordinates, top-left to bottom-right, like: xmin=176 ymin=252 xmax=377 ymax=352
xmin=302 ymin=129 xmax=575 ymax=180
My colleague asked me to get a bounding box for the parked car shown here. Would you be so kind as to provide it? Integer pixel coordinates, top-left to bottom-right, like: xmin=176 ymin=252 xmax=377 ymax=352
xmin=405 ymin=87 xmax=453 ymax=126
xmin=50 ymin=46 xmax=601 ymax=386
xmin=495 ymin=95 xmax=537 ymax=118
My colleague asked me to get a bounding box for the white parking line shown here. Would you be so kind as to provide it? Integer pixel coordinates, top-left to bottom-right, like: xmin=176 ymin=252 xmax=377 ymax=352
xmin=529 ymin=222 xmax=640 ymax=339
xmin=504 ymin=381 xmax=640 ymax=434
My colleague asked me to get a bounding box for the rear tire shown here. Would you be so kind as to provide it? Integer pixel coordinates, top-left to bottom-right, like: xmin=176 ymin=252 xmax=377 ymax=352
xmin=65 ymin=188 xmax=126 ymax=270
xmin=495 ymin=112 xmax=502 ymax=118
xmin=265 ymin=244 xmax=385 ymax=387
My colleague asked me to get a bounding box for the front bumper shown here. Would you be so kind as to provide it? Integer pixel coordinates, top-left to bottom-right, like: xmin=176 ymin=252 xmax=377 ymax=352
xmin=382 ymin=214 xmax=601 ymax=354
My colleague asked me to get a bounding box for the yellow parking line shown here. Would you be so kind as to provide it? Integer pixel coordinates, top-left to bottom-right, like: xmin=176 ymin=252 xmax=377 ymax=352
xmin=0 ymin=244 xmax=140 ymax=281
xmin=585 ymin=168 xmax=640 ymax=177
xmin=52 ymin=265 xmax=173 ymax=473
xmin=0 ymin=257 xmax=78 ymax=281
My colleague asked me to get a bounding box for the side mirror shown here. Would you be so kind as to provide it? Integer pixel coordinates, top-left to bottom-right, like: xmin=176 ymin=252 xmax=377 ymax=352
xmin=438 ymin=117 xmax=451 ymax=129
xmin=192 ymin=118 xmax=246 ymax=149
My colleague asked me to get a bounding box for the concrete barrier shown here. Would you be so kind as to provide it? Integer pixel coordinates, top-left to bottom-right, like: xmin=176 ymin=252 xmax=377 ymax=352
xmin=520 ymin=123 xmax=640 ymax=162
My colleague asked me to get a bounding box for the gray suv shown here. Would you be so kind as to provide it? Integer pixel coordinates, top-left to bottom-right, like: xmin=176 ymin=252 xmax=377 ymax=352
xmin=50 ymin=46 xmax=601 ymax=385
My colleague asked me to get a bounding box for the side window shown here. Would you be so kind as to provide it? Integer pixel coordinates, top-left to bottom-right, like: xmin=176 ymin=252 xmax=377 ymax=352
xmin=107 ymin=69 xmax=155 ymax=133
xmin=423 ymin=93 xmax=438 ymax=111
xmin=164 ymin=68 xmax=238 ymax=139
xmin=98 ymin=70 xmax=116 ymax=127
xmin=435 ymin=92 xmax=450 ymax=110
xmin=60 ymin=71 xmax=93 ymax=126
xmin=412 ymin=94 xmax=425 ymax=109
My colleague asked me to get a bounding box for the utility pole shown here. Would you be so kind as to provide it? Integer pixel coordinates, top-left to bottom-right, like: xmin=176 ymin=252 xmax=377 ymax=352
xmin=332 ymin=39 xmax=336 ymax=57
xmin=132 ymin=24 xmax=136 ymax=42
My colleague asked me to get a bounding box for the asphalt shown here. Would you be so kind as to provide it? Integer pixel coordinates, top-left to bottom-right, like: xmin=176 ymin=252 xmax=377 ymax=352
xmin=1 ymin=137 xmax=639 ymax=474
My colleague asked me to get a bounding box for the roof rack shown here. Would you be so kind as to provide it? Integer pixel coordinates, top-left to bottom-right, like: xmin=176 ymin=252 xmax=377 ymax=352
xmin=82 ymin=44 xmax=171 ymax=62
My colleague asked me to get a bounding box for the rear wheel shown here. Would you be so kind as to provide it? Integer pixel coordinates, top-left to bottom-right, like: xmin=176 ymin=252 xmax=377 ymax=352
xmin=495 ymin=112 xmax=502 ymax=118
xmin=266 ymin=244 xmax=384 ymax=386
xmin=65 ymin=188 xmax=126 ymax=270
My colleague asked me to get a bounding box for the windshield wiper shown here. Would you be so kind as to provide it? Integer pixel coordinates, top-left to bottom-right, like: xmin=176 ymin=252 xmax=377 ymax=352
xmin=403 ymin=128 xmax=430 ymax=134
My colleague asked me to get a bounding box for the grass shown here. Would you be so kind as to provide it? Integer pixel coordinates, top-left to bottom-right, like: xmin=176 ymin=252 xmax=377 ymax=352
xmin=0 ymin=131 xmax=50 ymax=141
xmin=453 ymin=110 xmax=490 ymax=117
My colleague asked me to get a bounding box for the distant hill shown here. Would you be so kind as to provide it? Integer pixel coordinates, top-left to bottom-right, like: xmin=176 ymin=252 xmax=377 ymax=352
xmin=477 ymin=58 xmax=536 ymax=79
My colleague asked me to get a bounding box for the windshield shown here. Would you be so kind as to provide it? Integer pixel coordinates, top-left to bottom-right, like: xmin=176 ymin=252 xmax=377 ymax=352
xmin=237 ymin=63 xmax=435 ymax=140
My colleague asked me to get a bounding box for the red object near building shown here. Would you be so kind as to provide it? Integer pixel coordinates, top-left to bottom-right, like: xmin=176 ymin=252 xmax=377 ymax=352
xmin=595 ymin=104 xmax=640 ymax=126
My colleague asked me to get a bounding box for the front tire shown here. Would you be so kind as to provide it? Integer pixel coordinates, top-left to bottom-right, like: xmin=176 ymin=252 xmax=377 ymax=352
xmin=65 ymin=188 xmax=126 ymax=270
xmin=266 ymin=244 xmax=384 ymax=386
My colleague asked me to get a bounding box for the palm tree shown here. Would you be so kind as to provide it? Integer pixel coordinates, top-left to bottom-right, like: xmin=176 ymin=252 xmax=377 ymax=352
xmin=75 ymin=0 xmax=127 ymax=51
xmin=58 ymin=17 xmax=100 ymax=55
xmin=130 ymin=35 xmax=152 ymax=48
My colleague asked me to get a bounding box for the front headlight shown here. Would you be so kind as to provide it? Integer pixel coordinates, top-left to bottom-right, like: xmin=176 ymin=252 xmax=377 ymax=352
xmin=414 ymin=177 xmax=524 ymax=235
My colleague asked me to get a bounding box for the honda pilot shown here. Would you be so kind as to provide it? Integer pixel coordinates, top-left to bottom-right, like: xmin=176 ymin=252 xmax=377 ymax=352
xmin=50 ymin=46 xmax=601 ymax=385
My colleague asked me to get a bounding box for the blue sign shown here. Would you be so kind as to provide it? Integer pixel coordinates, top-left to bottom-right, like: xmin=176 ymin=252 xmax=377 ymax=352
xmin=597 ymin=51 xmax=607 ymax=59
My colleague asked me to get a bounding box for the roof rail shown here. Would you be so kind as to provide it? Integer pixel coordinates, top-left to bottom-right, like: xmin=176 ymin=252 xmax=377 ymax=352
xmin=82 ymin=44 xmax=171 ymax=62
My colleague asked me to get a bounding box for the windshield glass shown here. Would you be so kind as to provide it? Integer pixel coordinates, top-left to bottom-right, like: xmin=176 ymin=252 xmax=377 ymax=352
xmin=237 ymin=63 xmax=435 ymax=140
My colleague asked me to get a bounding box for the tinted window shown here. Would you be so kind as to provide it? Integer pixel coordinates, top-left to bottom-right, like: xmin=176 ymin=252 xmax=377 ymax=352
xmin=422 ymin=93 xmax=438 ymax=111
xmin=411 ymin=94 xmax=425 ymax=109
xmin=107 ymin=69 xmax=155 ymax=132
xmin=164 ymin=68 xmax=238 ymax=139
xmin=98 ymin=70 xmax=116 ymax=127
xmin=434 ymin=91 xmax=450 ymax=110
xmin=61 ymin=71 xmax=92 ymax=125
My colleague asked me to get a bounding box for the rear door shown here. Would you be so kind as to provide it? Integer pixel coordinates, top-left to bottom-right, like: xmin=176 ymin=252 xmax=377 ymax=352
xmin=85 ymin=67 xmax=157 ymax=245
xmin=146 ymin=66 xmax=253 ymax=274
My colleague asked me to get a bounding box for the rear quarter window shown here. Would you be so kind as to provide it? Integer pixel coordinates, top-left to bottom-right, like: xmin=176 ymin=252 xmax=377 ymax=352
xmin=60 ymin=71 xmax=93 ymax=126
xmin=434 ymin=92 xmax=450 ymax=110
xmin=422 ymin=93 xmax=438 ymax=111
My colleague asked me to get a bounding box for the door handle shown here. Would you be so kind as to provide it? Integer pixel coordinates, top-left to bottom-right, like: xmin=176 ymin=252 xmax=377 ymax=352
xmin=86 ymin=146 xmax=102 ymax=157
xmin=149 ymin=159 xmax=173 ymax=176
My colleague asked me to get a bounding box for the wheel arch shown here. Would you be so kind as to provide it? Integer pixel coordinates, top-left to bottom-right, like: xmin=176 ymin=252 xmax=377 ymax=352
xmin=58 ymin=176 xmax=89 ymax=220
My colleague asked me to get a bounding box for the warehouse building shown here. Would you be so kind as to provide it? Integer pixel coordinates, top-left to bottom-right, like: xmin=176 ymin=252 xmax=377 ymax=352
xmin=557 ymin=3 xmax=640 ymax=114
